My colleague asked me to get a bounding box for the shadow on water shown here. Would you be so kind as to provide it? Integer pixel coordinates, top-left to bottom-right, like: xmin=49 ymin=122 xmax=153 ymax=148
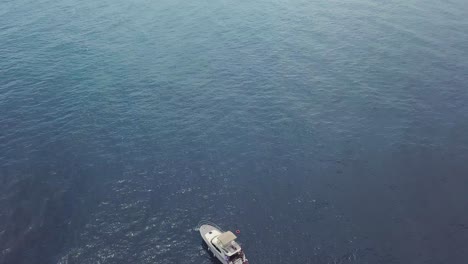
xmin=200 ymin=240 xmax=222 ymax=264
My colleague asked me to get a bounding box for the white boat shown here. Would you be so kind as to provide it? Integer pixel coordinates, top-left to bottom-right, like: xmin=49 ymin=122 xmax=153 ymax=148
xmin=199 ymin=221 xmax=249 ymax=264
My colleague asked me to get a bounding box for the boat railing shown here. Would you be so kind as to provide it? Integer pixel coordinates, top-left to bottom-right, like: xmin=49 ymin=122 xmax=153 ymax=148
xmin=197 ymin=220 xmax=224 ymax=231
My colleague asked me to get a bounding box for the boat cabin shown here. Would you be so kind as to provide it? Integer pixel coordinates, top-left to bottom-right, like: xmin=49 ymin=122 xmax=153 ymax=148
xmin=211 ymin=231 xmax=243 ymax=258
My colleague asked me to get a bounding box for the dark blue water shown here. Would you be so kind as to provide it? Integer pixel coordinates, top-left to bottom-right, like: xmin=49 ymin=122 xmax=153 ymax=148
xmin=1 ymin=0 xmax=468 ymax=263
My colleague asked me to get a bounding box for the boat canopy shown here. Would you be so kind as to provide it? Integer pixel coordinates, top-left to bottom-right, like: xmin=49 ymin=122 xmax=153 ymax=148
xmin=218 ymin=231 xmax=237 ymax=247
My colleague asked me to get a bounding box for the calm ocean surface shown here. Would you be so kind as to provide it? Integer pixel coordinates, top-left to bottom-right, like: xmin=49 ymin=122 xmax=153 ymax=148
xmin=1 ymin=0 xmax=468 ymax=263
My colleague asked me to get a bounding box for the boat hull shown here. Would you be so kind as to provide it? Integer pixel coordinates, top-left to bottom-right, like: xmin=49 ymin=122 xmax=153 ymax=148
xmin=199 ymin=223 xmax=249 ymax=264
xmin=199 ymin=224 xmax=228 ymax=264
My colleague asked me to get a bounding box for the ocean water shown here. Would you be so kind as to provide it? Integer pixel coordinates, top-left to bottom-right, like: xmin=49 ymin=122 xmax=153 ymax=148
xmin=1 ymin=0 xmax=468 ymax=263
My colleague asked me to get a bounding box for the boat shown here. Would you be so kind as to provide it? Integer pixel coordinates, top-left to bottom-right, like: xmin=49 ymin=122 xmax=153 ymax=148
xmin=199 ymin=221 xmax=249 ymax=264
